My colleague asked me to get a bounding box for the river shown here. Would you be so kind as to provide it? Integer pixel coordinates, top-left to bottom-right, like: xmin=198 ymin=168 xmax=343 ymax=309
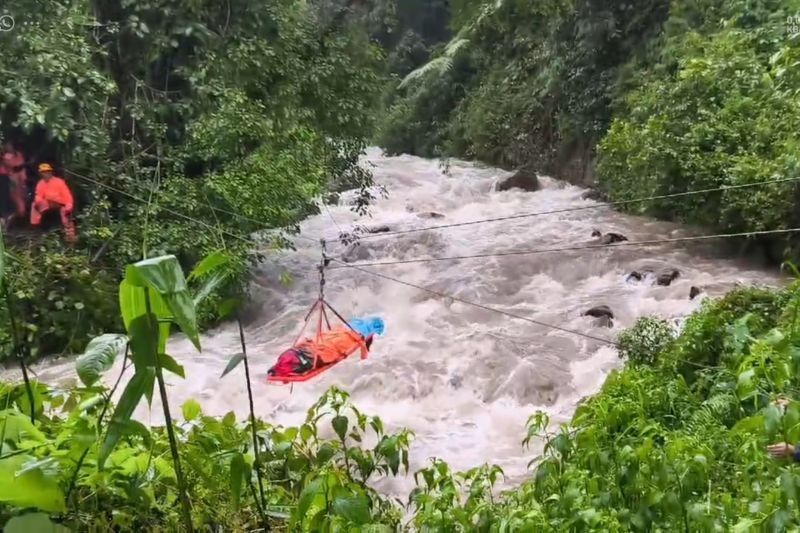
xmin=18 ymin=147 xmax=784 ymax=498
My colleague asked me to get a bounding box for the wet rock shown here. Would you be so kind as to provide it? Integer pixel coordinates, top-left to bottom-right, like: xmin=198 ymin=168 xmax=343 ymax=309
xmin=341 ymin=243 xmax=371 ymax=263
xmin=689 ymin=286 xmax=702 ymax=300
xmin=592 ymin=230 xmax=628 ymax=245
xmin=582 ymin=189 xmax=606 ymax=201
xmin=583 ymin=305 xmax=614 ymax=320
xmin=593 ymin=316 xmax=614 ymax=328
xmin=449 ymin=375 xmax=463 ymax=389
xmin=496 ymin=168 xmax=539 ymax=192
xmin=626 ymin=270 xmax=647 ymax=283
xmin=365 ymin=225 xmax=391 ymax=234
xmin=656 ymin=268 xmax=680 ymax=286
xmin=417 ymin=212 xmax=445 ymax=219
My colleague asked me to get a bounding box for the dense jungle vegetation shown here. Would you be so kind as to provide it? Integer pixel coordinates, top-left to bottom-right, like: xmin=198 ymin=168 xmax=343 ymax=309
xmin=0 ymin=0 xmax=392 ymax=361
xmin=3 ymin=0 xmax=800 ymax=531
xmin=381 ymin=0 xmax=800 ymax=259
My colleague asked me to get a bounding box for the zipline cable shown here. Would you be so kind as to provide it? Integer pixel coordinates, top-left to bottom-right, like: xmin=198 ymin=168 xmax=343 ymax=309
xmin=328 ymin=227 xmax=800 ymax=269
xmin=352 ymin=176 xmax=800 ymax=241
xmin=328 ymin=257 xmax=618 ymax=346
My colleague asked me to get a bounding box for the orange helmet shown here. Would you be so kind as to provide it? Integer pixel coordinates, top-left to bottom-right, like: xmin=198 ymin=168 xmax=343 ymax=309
xmin=38 ymin=163 xmax=53 ymax=173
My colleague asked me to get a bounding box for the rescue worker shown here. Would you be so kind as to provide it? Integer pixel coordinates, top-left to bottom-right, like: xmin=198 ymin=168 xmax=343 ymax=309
xmin=30 ymin=163 xmax=76 ymax=243
xmin=1 ymin=143 xmax=28 ymax=226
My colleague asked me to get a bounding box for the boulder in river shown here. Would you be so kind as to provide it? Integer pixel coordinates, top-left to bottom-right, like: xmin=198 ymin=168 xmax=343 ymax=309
xmin=583 ymin=305 xmax=614 ymax=320
xmin=341 ymin=243 xmax=371 ymax=263
xmin=626 ymin=270 xmax=647 ymax=283
xmin=417 ymin=212 xmax=445 ymax=219
xmin=592 ymin=230 xmax=628 ymax=245
xmin=593 ymin=316 xmax=614 ymax=328
xmin=656 ymin=268 xmax=680 ymax=286
xmin=365 ymin=225 xmax=391 ymax=234
xmin=689 ymin=286 xmax=702 ymax=300
xmin=582 ymin=189 xmax=606 ymax=201
xmin=496 ymin=168 xmax=539 ymax=192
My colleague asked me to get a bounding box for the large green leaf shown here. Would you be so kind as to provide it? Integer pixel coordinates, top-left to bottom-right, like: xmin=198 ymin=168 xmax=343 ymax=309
xmin=332 ymin=492 xmax=371 ymax=525
xmin=294 ymin=477 xmax=326 ymax=528
xmin=220 ymin=353 xmax=245 ymax=378
xmin=119 ymin=279 xmax=170 ymax=354
xmin=0 ymin=410 xmax=46 ymax=444
xmin=3 ymin=513 xmax=70 ymax=533
xmin=158 ymin=353 xmax=185 ymax=378
xmin=127 ymin=314 xmax=158 ymax=404
xmin=0 ymin=455 xmax=65 ymax=513
xmin=75 ymin=334 xmax=128 ymax=387
xmin=332 ymin=415 xmax=348 ymax=442
xmin=188 ymin=250 xmax=231 ymax=282
xmin=182 ymin=399 xmax=201 ymax=421
xmin=99 ymin=368 xmax=155 ymax=469
xmin=193 ymin=271 xmax=227 ymax=308
xmin=230 ymin=452 xmax=246 ymax=511
xmin=128 ymin=256 xmax=201 ymax=351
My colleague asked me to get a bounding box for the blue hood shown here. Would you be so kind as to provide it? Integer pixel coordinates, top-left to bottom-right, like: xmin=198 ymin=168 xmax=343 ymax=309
xmin=348 ymin=316 xmax=385 ymax=338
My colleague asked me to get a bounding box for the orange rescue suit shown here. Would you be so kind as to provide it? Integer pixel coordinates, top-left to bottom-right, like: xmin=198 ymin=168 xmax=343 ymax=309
xmin=30 ymin=176 xmax=76 ymax=242
xmin=33 ymin=176 xmax=74 ymax=212
xmin=296 ymin=328 xmax=368 ymax=365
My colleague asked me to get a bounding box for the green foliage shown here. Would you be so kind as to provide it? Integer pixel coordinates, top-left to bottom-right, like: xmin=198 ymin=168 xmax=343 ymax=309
xmin=381 ymin=0 xmax=670 ymax=172
xmin=0 ymin=245 xmax=119 ymax=361
xmin=75 ymin=334 xmax=127 ymax=387
xmin=0 ymin=380 xmax=411 ymax=530
xmin=398 ymin=282 xmax=800 ymax=530
xmin=0 ymin=254 xmax=410 ymax=530
xmin=618 ymin=316 xmax=675 ymax=366
xmin=0 ymin=0 xmax=386 ymax=359
xmin=597 ymin=0 xmax=800 ymax=256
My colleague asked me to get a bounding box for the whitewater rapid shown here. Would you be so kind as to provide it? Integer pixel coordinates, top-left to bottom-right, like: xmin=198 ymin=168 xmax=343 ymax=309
xmin=20 ymin=148 xmax=783 ymax=497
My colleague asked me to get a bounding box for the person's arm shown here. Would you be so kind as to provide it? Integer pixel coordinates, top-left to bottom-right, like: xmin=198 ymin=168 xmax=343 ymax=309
xmin=58 ymin=179 xmax=74 ymax=212
xmin=33 ymin=181 xmax=45 ymax=204
xmin=767 ymin=442 xmax=800 ymax=461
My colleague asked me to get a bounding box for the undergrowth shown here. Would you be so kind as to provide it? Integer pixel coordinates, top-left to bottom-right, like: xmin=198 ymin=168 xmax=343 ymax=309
xmin=3 ymin=257 xmax=800 ymax=530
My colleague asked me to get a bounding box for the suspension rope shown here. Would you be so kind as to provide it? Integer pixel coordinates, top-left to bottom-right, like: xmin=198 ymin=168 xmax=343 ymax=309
xmin=328 ymin=258 xmax=618 ymax=346
xmin=328 ymin=227 xmax=800 ymax=269
xmin=351 ymin=176 xmax=800 ymax=241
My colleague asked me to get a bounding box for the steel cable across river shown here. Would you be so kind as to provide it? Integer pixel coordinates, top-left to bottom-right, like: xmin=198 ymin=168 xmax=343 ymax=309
xmin=9 ymin=147 xmax=785 ymax=498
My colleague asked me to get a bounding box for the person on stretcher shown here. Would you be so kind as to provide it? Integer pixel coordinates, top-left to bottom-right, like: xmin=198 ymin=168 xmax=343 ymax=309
xmin=268 ymin=316 xmax=384 ymax=378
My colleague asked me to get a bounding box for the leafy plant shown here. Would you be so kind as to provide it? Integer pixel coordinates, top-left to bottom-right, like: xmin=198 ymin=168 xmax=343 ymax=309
xmin=618 ymin=316 xmax=676 ymax=366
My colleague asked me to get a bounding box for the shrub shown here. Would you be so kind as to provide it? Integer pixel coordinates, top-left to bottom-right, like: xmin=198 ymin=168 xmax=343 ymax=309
xmin=617 ymin=316 xmax=675 ymax=366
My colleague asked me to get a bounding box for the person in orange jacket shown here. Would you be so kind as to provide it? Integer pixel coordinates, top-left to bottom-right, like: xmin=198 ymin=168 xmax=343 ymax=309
xmin=2 ymin=143 xmax=29 ymax=226
xmin=30 ymin=163 xmax=77 ymax=243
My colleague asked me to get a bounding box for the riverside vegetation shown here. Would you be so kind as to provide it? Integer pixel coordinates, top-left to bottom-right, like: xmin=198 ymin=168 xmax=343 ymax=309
xmin=3 ymin=0 xmax=800 ymax=530
xmin=5 ymin=249 xmax=800 ymax=530
xmin=381 ymin=0 xmax=800 ymax=259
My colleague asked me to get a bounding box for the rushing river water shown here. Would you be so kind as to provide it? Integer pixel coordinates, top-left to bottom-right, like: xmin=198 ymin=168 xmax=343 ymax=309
xmin=15 ymin=148 xmax=784 ymax=498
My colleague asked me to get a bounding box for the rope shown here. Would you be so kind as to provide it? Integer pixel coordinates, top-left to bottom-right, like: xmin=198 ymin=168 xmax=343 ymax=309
xmin=352 ymin=176 xmax=800 ymax=241
xmin=328 ymin=227 xmax=800 ymax=269
xmin=328 ymin=258 xmax=618 ymax=346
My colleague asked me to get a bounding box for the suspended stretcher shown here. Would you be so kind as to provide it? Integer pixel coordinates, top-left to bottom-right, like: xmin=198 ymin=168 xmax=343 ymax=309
xmin=266 ymin=297 xmax=371 ymax=384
